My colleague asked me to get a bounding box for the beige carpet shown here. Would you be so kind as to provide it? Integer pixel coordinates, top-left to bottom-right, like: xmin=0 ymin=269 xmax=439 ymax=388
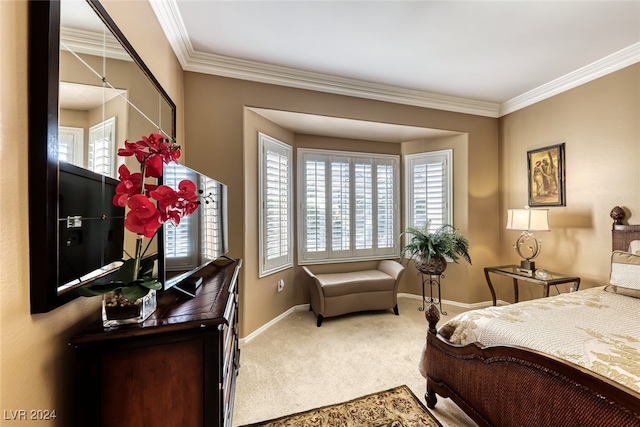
xmin=232 ymin=296 xmax=478 ymax=427
xmin=239 ymin=385 xmax=442 ymax=427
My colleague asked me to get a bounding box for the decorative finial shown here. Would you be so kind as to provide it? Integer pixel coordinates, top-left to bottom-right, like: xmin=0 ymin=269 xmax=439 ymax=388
xmin=425 ymin=303 xmax=440 ymax=334
xmin=610 ymin=206 xmax=625 ymax=225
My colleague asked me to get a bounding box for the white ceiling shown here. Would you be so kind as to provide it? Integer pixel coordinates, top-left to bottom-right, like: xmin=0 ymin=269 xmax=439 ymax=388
xmin=59 ymin=82 xmax=124 ymax=110
xmin=151 ymin=0 xmax=640 ymax=118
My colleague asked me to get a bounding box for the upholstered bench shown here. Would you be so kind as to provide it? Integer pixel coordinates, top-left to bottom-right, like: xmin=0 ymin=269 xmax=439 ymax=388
xmin=302 ymin=260 xmax=405 ymax=327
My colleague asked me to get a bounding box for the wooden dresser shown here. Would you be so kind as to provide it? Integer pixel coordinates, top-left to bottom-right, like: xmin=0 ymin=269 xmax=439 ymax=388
xmin=69 ymin=258 xmax=242 ymax=427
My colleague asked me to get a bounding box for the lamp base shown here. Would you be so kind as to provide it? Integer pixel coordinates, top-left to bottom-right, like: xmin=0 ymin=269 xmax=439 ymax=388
xmin=516 ymin=260 xmax=536 ymax=277
xmin=520 ymin=260 xmax=535 ymax=270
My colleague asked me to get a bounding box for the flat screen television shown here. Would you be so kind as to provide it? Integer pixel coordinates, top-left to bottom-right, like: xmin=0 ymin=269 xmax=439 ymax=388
xmin=158 ymin=163 xmax=230 ymax=295
xmin=58 ymin=161 xmax=125 ymax=293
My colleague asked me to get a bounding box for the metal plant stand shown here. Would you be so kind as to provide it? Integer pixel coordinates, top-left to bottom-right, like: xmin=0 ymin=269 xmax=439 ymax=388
xmin=419 ymin=273 xmax=447 ymax=315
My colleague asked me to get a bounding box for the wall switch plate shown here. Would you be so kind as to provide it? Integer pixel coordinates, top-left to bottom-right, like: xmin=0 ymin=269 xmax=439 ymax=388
xmin=277 ymin=279 xmax=284 ymax=292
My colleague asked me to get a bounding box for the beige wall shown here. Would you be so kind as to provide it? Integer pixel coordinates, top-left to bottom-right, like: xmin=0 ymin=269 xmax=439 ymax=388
xmin=498 ymin=63 xmax=640 ymax=302
xmin=0 ymin=0 xmax=183 ymax=423
xmin=242 ymin=109 xmax=301 ymax=334
xmin=9 ymin=0 xmax=635 ymax=416
xmin=183 ymin=73 xmax=499 ymax=337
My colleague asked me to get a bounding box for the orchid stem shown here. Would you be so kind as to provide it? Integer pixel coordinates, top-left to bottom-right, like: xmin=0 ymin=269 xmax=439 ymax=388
xmin=132 ymin=235 xmax=143 ymax=281
xmin=130 ymin=157 xmax=148 ymax=282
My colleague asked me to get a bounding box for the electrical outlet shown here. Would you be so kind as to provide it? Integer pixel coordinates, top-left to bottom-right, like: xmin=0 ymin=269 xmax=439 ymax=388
xmin=277 ymin=279 xmax=285 ymax=292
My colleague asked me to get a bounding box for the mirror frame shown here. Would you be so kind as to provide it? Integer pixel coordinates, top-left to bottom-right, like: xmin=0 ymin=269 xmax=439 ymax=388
xmin=28 ymin=0 xmax=176 ymax=313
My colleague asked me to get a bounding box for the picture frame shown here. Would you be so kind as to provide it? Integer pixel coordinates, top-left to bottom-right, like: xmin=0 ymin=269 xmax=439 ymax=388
xmin=527 ymin=143 xmax=566 ymax=207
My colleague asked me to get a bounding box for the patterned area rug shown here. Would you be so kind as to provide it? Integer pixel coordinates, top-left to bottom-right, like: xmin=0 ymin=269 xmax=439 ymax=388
xmin=239 ymin=385 xmax=442 ymax=427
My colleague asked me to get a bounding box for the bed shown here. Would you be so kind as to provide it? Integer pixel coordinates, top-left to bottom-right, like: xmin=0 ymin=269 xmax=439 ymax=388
xmin=421 ymin=206 xmax=640 ymax=427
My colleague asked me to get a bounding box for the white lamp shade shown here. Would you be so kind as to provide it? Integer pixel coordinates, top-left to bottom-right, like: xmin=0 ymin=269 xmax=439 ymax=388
xmin=506 ymin=208 xmax=549 ymax=231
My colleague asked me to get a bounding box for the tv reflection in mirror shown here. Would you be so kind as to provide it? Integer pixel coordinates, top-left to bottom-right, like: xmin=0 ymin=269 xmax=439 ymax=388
xmin=158 ymin=164 xmax=230 ymax=296
xmin=58 ymin=162 xmax=125 ymax=294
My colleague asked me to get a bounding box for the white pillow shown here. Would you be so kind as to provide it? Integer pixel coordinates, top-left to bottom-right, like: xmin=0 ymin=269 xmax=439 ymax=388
xmin=628 ymin=240 xmax=640 ymax=255
xmin=606 ymin=250 xmax=640 ymax=297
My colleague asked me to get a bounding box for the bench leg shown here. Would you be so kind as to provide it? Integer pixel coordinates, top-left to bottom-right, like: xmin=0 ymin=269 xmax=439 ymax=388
xmin=316 ymin=314 xmax=324 ymax=327
xmin=393 ymin=304 xmax=399 ymax=315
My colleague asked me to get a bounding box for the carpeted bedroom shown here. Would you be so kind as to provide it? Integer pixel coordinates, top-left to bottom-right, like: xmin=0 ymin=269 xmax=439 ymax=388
xmin=232 ymin=296 xmax=477 ymax=427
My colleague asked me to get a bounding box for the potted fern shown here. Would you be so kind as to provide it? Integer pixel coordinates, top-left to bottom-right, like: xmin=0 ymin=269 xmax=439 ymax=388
xmin=400 ymin=221 xmax=471 ymax=275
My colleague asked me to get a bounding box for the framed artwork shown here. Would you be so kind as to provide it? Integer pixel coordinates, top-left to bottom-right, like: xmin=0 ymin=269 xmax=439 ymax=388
xmin=527 ymin=143 xmax=565 ymax=207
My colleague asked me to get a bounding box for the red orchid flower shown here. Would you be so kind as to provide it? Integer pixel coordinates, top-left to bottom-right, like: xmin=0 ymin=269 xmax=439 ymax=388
xmin=124 ymin=194 xmax=162 ymax=238
xmin=113 ymin=164 xmax=142 ymax=206
xmin=118 ymin=134 xmax=182 ymax=178
xmin=115 ymin=132 xmax=198 ymax=240
xmin=151 ymin=180 xmax=200 ymax=226
xmin=150 ymin=185 xmax=179 ymax=213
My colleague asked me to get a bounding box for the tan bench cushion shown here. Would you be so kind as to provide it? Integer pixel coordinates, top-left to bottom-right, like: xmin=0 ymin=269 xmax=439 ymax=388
xmin=316 ymin=270 xmax=396 ymax=297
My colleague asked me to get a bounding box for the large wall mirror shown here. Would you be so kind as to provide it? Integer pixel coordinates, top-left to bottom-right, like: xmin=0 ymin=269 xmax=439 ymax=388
xmin=28 ymin=0 xmax=176 ymax=313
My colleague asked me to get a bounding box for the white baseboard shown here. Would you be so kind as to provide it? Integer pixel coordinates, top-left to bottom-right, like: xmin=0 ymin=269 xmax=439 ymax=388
xmin=239 ymin=303 xmax=310 ymax=345
xmin=397 ymin=292 xmax=500 ymax=310
xmin=239 ymin=295 xmax=505 ymax=345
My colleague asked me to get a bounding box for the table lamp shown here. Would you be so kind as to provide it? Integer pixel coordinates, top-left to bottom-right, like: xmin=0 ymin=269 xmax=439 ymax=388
xmin=506 ymin=207 xmax=549 ymax=274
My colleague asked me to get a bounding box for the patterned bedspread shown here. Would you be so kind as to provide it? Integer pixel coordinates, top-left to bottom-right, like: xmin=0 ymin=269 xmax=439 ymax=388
xmin=423 ymin=287 xmax=640 ymax=393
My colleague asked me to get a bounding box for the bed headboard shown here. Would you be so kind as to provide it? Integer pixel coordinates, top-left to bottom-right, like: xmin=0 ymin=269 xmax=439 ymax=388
xmin=611 ymin=206 xmax=640 ymax=251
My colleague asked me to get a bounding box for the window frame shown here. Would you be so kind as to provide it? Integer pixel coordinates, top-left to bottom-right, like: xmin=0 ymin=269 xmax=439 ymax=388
xmin=403 ymin=150 xmax=453 ymax=247
xmin=58 ymin=126 xmax=84 ymax=166
xmin=88 ymin=116 xmax=117 ymax=179
xmin=258 ymin=133 xmax=294 ymax=277
xmin=162 ymin=163 xmax=199 ymax=269
xmin=297 ymin=148 xmax=400 ymax=265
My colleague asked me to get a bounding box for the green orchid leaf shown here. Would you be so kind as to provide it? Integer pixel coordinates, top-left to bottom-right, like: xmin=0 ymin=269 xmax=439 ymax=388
xmin=121 ymin=284 xmax=150 ymax=301
xmin=114 ymin=259 xmax=138 ymax=283
xmin=139 ymin=258 xmax=155 ymax=278
xmin=140 ymin=278 xmax=162 ymax=291
xmin=78 ymin=282 xmax=123 ymax=297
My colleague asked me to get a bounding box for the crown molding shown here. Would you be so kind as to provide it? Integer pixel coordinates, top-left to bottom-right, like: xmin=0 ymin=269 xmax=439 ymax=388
xmin=501 ymin=42 xmax=640 ymax=116
xmin=60 ymin=27 xmax=131 ymax=62
xmin=149 ymin=0 xmax=194 ymax=69
xmin=185 ymin=50 xmax=501 ymax=118
xmin=151 ymin=0 xmax=639 ymax=119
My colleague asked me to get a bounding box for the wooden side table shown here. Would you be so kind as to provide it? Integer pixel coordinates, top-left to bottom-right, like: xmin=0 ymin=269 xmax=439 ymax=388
xmin=484 ymin=265 xmax=580 ymax=306
xmin=69 ymin=258 xmax=242 ymax=427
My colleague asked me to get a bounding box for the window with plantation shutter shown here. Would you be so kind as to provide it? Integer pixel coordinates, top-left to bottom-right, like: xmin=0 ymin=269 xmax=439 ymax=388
xmin=200 ymin=176 xmax=224 ymax=260
xmin=377 ymin=162 xmax=395 ymax=249
xmin=404 ymin=150 xmax=452 ymax=239
xmin=304 ymin=158 xmax=326 ymax=253
xmin=88 ymin=117 xmax=116 ymax=178
xmin=58 ymin=126 xmax=84 ymax=167
xmin=163 ymin=163 xmax=198 ymax=268
xmin=259 ymin=133 xmax=293 ymax=277
xmin=298 ymin=148 xmax=399 ymax=264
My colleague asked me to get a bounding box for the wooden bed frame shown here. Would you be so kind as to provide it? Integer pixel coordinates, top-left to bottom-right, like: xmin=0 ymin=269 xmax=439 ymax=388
xmin=424 ymin=206 xmax=640 ymax=427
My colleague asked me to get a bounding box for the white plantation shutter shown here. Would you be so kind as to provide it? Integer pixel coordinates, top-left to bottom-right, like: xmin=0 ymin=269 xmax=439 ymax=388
xmin=376 ymin=162 xmax=395 ymax=249
xmin=304 ymin=158 xmax=326 ymax=253
xmin=200 ymin=177 xmax=223 ymax=260
xmin=331 ymin=158 xmax=350 ymax=253
xmin=265 ymin=151 xmax=288 ymax=258
xmin=259 ymin=133 xmax=293 ymax=277
xmin=163 ymin=163 xmax=198 ymax=268
xmin=298 ymin=149 xmax=399 ymax=264
xmin=354 ymin=160 xmax=373 ymax=251
xmin=88 ymin=117 xmax=116 ymax=178
xmin=58 ymin=140 xmax=72 ymax=163
xmin=58 ymin=126 xmax=84 ymax=166
xmin=404 ymin=150 xmax=452 ymax=236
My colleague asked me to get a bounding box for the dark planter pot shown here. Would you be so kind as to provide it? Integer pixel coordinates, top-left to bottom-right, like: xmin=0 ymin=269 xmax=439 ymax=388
xmin=415 ymin=255 xmax=447 ymax=275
